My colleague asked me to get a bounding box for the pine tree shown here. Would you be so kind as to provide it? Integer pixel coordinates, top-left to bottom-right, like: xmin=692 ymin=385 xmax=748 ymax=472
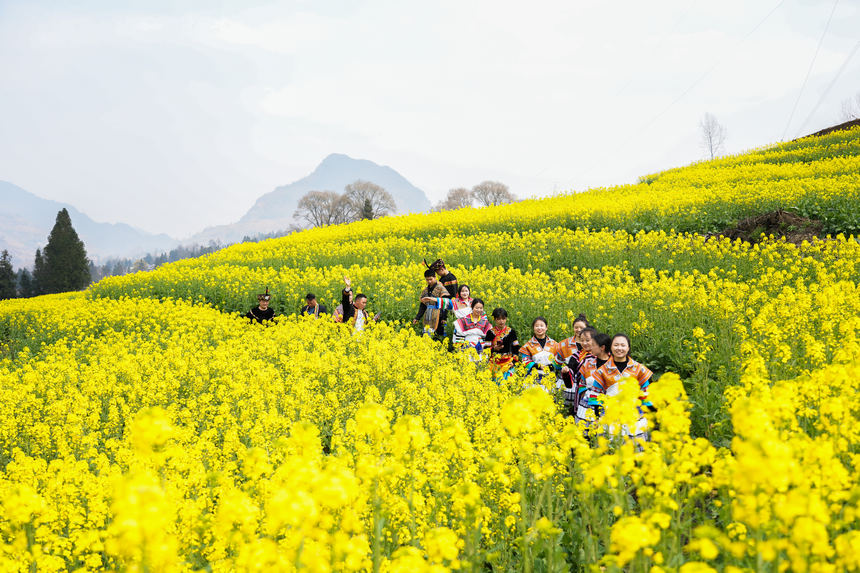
xmin=18 ymin=269 xmax=34 ymax=298
xmin=361 ymin=198 xmax=374 ymax=220
xmin=0 ymin=250 xmax=16 ymax=300
xmin=32 ymin=249 xmax=45 ymax=295
xmin=41 ymin=209 xmax=91 ymax=294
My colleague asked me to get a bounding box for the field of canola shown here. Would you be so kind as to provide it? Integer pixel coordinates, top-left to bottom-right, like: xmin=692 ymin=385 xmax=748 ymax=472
xmin=1 ymin=127 xmax=860 ymax=571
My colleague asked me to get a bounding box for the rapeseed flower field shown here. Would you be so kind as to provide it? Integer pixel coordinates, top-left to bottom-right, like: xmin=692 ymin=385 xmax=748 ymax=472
xmin=2 ymin=127 xmax=860 ymax=571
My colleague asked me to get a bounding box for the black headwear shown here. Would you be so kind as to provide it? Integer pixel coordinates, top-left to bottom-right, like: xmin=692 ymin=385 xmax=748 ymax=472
xmin=423 ymin=258 xmax=444 ymax=272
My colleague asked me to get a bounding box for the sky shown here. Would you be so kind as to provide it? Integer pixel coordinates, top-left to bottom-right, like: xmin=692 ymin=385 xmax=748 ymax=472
xmin=1 ymin=0 xmax=859 ymax=239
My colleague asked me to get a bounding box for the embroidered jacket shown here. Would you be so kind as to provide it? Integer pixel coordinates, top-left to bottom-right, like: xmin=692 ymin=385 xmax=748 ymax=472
xmin=590 ymin=357 xmax=653 ymax=406
xmin=519 ymin=336 xmax=560 ymax=369
xmin=453 ymin=314 xmax=492 ymax=346
xmin=556 ymin=336 xmax=581 ymax=367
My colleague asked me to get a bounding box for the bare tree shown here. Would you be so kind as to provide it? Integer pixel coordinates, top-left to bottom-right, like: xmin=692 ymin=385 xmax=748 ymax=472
xmin=471 ymin=181 xmax=515 ymax=207
xmin=700 ymin=113 xmax=727 ymax=160
xmin=344 ymin=180 xmax=396 ymax=220
xmin=433 ymin=187 xmax=474 ymax=211
xmin=840 ymin=92 xmax=860 ymax=121
xmin=294 ymin=190 xmax=351 ymax=227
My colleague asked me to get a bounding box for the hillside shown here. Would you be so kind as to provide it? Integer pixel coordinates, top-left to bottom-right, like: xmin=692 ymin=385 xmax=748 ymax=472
xmin=2 ymin=127 xmax=859 ymax=571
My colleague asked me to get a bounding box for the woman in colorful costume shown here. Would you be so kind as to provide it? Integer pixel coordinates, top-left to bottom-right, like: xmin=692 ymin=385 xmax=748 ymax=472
xmin=590 ymin=333 xmax=654 ymax=440
xmin=485 ymin=307 xmax=520 ymax=381
xmin=570 ymin=329 xmax=610 ymax=424
xmin=519 ymin=316 xmax=560 ymax=388
xmin=451 ymin=298 xmax=491 ymax=359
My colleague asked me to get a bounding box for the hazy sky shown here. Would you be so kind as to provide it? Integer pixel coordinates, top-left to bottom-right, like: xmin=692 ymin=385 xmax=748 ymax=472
xmin=1 ymin=0 xmax=859 ymax=239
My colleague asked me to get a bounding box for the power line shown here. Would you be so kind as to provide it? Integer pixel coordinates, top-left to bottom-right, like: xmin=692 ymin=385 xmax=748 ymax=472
xmin=794 ymin=38 xmax=860 ymax=138
xmin=781 ymin=0 xmax=840 ymax=141
xmin=638 ymin=0 xmax=786 ymax=135
xmin=535 ymin=1 xmax=787 ymax=191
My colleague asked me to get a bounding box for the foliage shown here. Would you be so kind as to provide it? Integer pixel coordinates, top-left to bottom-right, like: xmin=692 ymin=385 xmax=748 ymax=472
xmin=0 ymin=252 xmax=15 ymax=300
xmin=39 ymin=209 xmax=91 ymax=294
xmin=2 ymin=128 xmax=860 ymax=570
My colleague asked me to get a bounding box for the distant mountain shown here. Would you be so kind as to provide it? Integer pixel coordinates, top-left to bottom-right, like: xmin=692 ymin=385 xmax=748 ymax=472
xmin=191 ymin=153 xmax=431 ymax=244
xmin=0 ymin=181 xmax=177 ymax=269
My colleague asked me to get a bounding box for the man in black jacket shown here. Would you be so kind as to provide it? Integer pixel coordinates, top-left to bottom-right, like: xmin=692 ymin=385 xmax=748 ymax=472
xmin=428 ymin=259 xmax=458 ymax=298
xmin=246 ymin=288 xmax=275 ymax=324
xmin=341 ymin=277 xmax=376 ymax=331
xmin=300 ymin=293 xmax=328 ymax=318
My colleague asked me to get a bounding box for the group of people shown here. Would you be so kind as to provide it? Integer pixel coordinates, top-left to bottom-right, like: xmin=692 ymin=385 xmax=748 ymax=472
xmin=244 ymin=258 xmax=655 ymax=437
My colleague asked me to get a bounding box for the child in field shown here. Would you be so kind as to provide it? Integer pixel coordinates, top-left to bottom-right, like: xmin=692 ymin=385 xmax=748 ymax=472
xmin=572 ymin=329 xmax=611 ymax=424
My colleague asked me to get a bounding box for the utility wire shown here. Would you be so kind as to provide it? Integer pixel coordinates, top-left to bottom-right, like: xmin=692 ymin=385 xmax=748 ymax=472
xmin=794 ymin=38 xmax=860 ymax=138
xmin=781 ymin=0 xmax=840 ymax=141
xmin=549 ymin=0 xmax=786 ymax=193
xmin=638 ymin=0 xmax=786 ymax=135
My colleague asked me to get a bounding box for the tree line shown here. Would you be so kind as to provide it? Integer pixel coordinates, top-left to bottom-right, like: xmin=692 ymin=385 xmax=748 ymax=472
xmin=293 ymin=180 xmax=398 ymax=228
xmin=0 ymin=210 xmax=293 ymax=300
xmin=294 ymin=179 xmax=516 ymax=229
xmin=432 ymin=180 xmax=516 ymax=212
xmin=2 ymin=180 xmax=517 ymax=299
xmin=0 ymin=209 xmax=90 ymax=299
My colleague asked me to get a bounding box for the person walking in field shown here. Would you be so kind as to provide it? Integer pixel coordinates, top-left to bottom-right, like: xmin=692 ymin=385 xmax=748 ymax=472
xmin=422 ymin=283 xmax=473 ymax=320
xmin=246 ymin=288 xmax=276 ymax=324
xmin=574 ymin=329 xmax=612 ymax=424
xmin=589 ymin=333 xmax=654 ymax=440
xmin=556 ymin=313 xmax=590 ymax=414
xmin=451 ymin=298 xmax=491 ymax=358
xmin=519 ymin=317 xmax=560 ymax=388
xmin=423 ymin=258 xmax=458 ymax=339
xmin=340 ymin=277 xmax=376 ymax=331
xmin=425 ymin=258 xmax=458 ymax=298
xmin=485 ymin=307 xmax=520 ymax=381
xmin=413 ymin=268 xmax=450 ymax=339
xmin=301 ymin=293 xmax=328 ymax=318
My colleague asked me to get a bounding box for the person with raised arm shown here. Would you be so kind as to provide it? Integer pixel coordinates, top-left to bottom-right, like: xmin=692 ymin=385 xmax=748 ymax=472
xmin=340 ymin=276 xmax=377 ymax=331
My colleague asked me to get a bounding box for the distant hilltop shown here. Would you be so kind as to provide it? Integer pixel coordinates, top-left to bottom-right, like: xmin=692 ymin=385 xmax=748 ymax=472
xmin=190 ymin=153 xmax=431 ymax=245
xmin=0 ymin=181 xmax=177 ymax=269
xmin=0 ymin=154 xmax=431 ymax=265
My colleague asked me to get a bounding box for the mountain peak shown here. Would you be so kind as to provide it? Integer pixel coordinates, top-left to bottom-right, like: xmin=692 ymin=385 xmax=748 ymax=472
xmin=189 ymin=154 xmax=432 ymax=245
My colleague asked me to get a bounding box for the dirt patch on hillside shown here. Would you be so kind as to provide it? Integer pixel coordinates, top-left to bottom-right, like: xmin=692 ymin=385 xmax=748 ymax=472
xmin=799 ymin=118 xmax=860 ymax=139
xmin=719 ymin=210 xmax=824 ymax=245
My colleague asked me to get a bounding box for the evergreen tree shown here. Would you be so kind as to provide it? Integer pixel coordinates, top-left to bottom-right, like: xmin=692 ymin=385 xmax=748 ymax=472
xmin=32 ymin=249 xmax=45 ymax=295
xmin=0 ymin=251 xmax=16 ymax=300
xmin=361 ymin=198 xmax=374 ymax=220
xmin=18 ymin=269 xmax=34 ymax=298
xmin=41 ymin=209 xmax=91 ymax=294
